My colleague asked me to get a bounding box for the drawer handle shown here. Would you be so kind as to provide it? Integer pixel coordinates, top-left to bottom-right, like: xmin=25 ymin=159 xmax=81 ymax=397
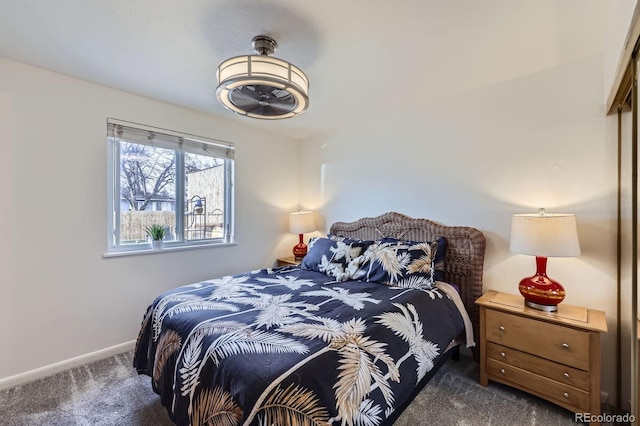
xmin=499 ymin=326 xmax=505 ymax=332
xmin=500 ymin=368 xmax=506 ymax=375
xmin=563 ymin=372 xmax=570 ymax=379
xmin=563 ymin=392 xmax=569 ymax=399
xmin=500 ymin=352 xmax=506 ymax=358
xmin=561 ymin=343 xmax=569 ymax=349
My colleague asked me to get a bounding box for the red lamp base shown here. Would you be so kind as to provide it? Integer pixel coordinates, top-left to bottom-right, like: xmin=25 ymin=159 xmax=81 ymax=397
xmin=293 ymin=233 xmax=307 ymax=260
xmin=518 ymin=256 xmax=565 ymax=312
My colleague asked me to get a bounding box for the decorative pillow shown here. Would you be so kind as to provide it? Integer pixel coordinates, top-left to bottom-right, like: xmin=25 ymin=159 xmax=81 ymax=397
xmin=380 ymin=236 xmax=447 ymax=282
xmin=356 ymin=236 xmax=447 ymax=288
xmin=300 ymin=237 xmax=372 ymax=281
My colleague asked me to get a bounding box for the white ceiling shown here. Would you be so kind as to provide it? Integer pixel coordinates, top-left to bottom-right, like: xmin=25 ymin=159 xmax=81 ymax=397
xmin=0 ymin=0 xmax=610 ymax=140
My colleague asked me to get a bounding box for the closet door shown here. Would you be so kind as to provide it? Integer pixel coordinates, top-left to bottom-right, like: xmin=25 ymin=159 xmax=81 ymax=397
xmin=616 ymin=50 xmax=637 ymax=420
xmin=609 ymin=27 xmax=638 ymax=418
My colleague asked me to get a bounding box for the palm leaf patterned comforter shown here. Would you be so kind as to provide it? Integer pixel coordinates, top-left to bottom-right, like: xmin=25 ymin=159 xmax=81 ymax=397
xmin=134 ymin=266 xmax=468 ymax=426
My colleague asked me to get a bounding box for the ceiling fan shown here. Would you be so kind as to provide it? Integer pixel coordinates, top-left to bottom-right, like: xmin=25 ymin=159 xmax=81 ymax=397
xmin=216 ymin=35 xmax=309 ymax=120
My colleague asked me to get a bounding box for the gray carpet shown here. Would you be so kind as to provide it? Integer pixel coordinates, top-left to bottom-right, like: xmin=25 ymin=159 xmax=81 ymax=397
xmin=0 ymin=351 xmax=585 ymax=425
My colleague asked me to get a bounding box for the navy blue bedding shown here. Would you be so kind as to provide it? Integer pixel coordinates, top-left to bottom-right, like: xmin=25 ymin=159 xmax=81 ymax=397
xmin=133 ymin=266 xmax=467 ymax=426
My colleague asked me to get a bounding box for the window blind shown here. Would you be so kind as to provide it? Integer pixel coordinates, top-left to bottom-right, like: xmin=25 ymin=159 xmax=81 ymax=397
xmin=107 ymin=118 xmax=235 ymax=160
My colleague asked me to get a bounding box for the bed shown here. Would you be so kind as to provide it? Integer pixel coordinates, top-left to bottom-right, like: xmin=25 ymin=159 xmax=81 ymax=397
xmin=134 ymin=212 xmax=486 ymax=426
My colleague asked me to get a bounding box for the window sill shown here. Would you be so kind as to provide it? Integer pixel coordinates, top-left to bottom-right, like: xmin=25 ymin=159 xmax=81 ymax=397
xmin=103 ymin=241 xmax=236 ymax=258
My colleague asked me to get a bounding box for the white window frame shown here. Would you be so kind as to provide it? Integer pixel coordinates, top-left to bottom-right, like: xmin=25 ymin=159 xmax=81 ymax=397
xmin=106 ymin=118 xmax=235 ymax=254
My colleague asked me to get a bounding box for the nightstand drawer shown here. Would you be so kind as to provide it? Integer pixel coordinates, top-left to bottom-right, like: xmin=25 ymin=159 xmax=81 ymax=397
xmin=485 ymin=310 xmax=589 ymax=370
xmin=487 ymin=359 xmax=590 ymax=412
xmin=486 ymin=342 xmax=590 ymax=391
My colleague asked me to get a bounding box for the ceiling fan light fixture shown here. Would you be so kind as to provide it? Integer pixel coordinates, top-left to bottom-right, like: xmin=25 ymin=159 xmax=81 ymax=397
xmin=216 ymin=36 xmax=309 ymax=120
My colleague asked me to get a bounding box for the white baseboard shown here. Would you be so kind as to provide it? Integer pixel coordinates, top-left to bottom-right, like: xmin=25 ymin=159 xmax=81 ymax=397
xmin=0 ymin=340 xmax=136 ymax=391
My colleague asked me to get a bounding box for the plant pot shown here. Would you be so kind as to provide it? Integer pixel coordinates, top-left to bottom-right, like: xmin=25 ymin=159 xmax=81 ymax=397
xmin=151 ymin=240 xmax=163 ymax=250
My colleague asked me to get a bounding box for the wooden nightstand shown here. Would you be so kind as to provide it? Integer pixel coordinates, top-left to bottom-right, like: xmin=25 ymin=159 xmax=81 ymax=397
xmin=276 ymin=256 xmax=302 ymax=267
xmin=476 ymin=291 xmax=607 ymax=421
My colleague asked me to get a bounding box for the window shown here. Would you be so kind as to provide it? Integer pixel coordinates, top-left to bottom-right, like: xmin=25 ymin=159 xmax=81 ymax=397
xmin=106 ymin=119 xmax=234 ymax=253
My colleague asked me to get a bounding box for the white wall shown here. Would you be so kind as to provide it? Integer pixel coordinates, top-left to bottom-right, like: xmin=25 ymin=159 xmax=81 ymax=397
xmin=0 ymin=58 xmax=300 ymax=382
xmin=300 ymin=54 xmax=618 ymax=398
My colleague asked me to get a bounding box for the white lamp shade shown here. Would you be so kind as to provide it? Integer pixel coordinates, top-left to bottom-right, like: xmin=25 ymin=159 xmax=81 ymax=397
xmin=289 ymin=211 xmax=315 ymax=234
xmin=510 ymin=212 xmax=580 ymax=257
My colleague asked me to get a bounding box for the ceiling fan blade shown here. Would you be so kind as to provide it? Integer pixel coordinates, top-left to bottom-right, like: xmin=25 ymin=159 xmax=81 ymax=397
xmin=229 ymin=84 xmax=297 ymax=116
xmin=243 ymin=102 xmax=293 ymax=116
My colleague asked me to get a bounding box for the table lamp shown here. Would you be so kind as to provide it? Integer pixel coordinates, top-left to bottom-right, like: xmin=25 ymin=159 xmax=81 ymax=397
xmin=289 ymin=211 xmax=315 ymax=260
xmin=509 ymin=208 xmax=580 ymax=312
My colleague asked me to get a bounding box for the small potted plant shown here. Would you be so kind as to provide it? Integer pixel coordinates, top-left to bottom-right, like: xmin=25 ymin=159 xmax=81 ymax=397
xmin=145 ymin=224 xmax=166 ymax=250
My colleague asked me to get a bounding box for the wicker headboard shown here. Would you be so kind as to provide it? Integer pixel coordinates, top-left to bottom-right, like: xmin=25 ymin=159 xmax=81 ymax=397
xmin=330 ymin=212 xmax=486 ymax=356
